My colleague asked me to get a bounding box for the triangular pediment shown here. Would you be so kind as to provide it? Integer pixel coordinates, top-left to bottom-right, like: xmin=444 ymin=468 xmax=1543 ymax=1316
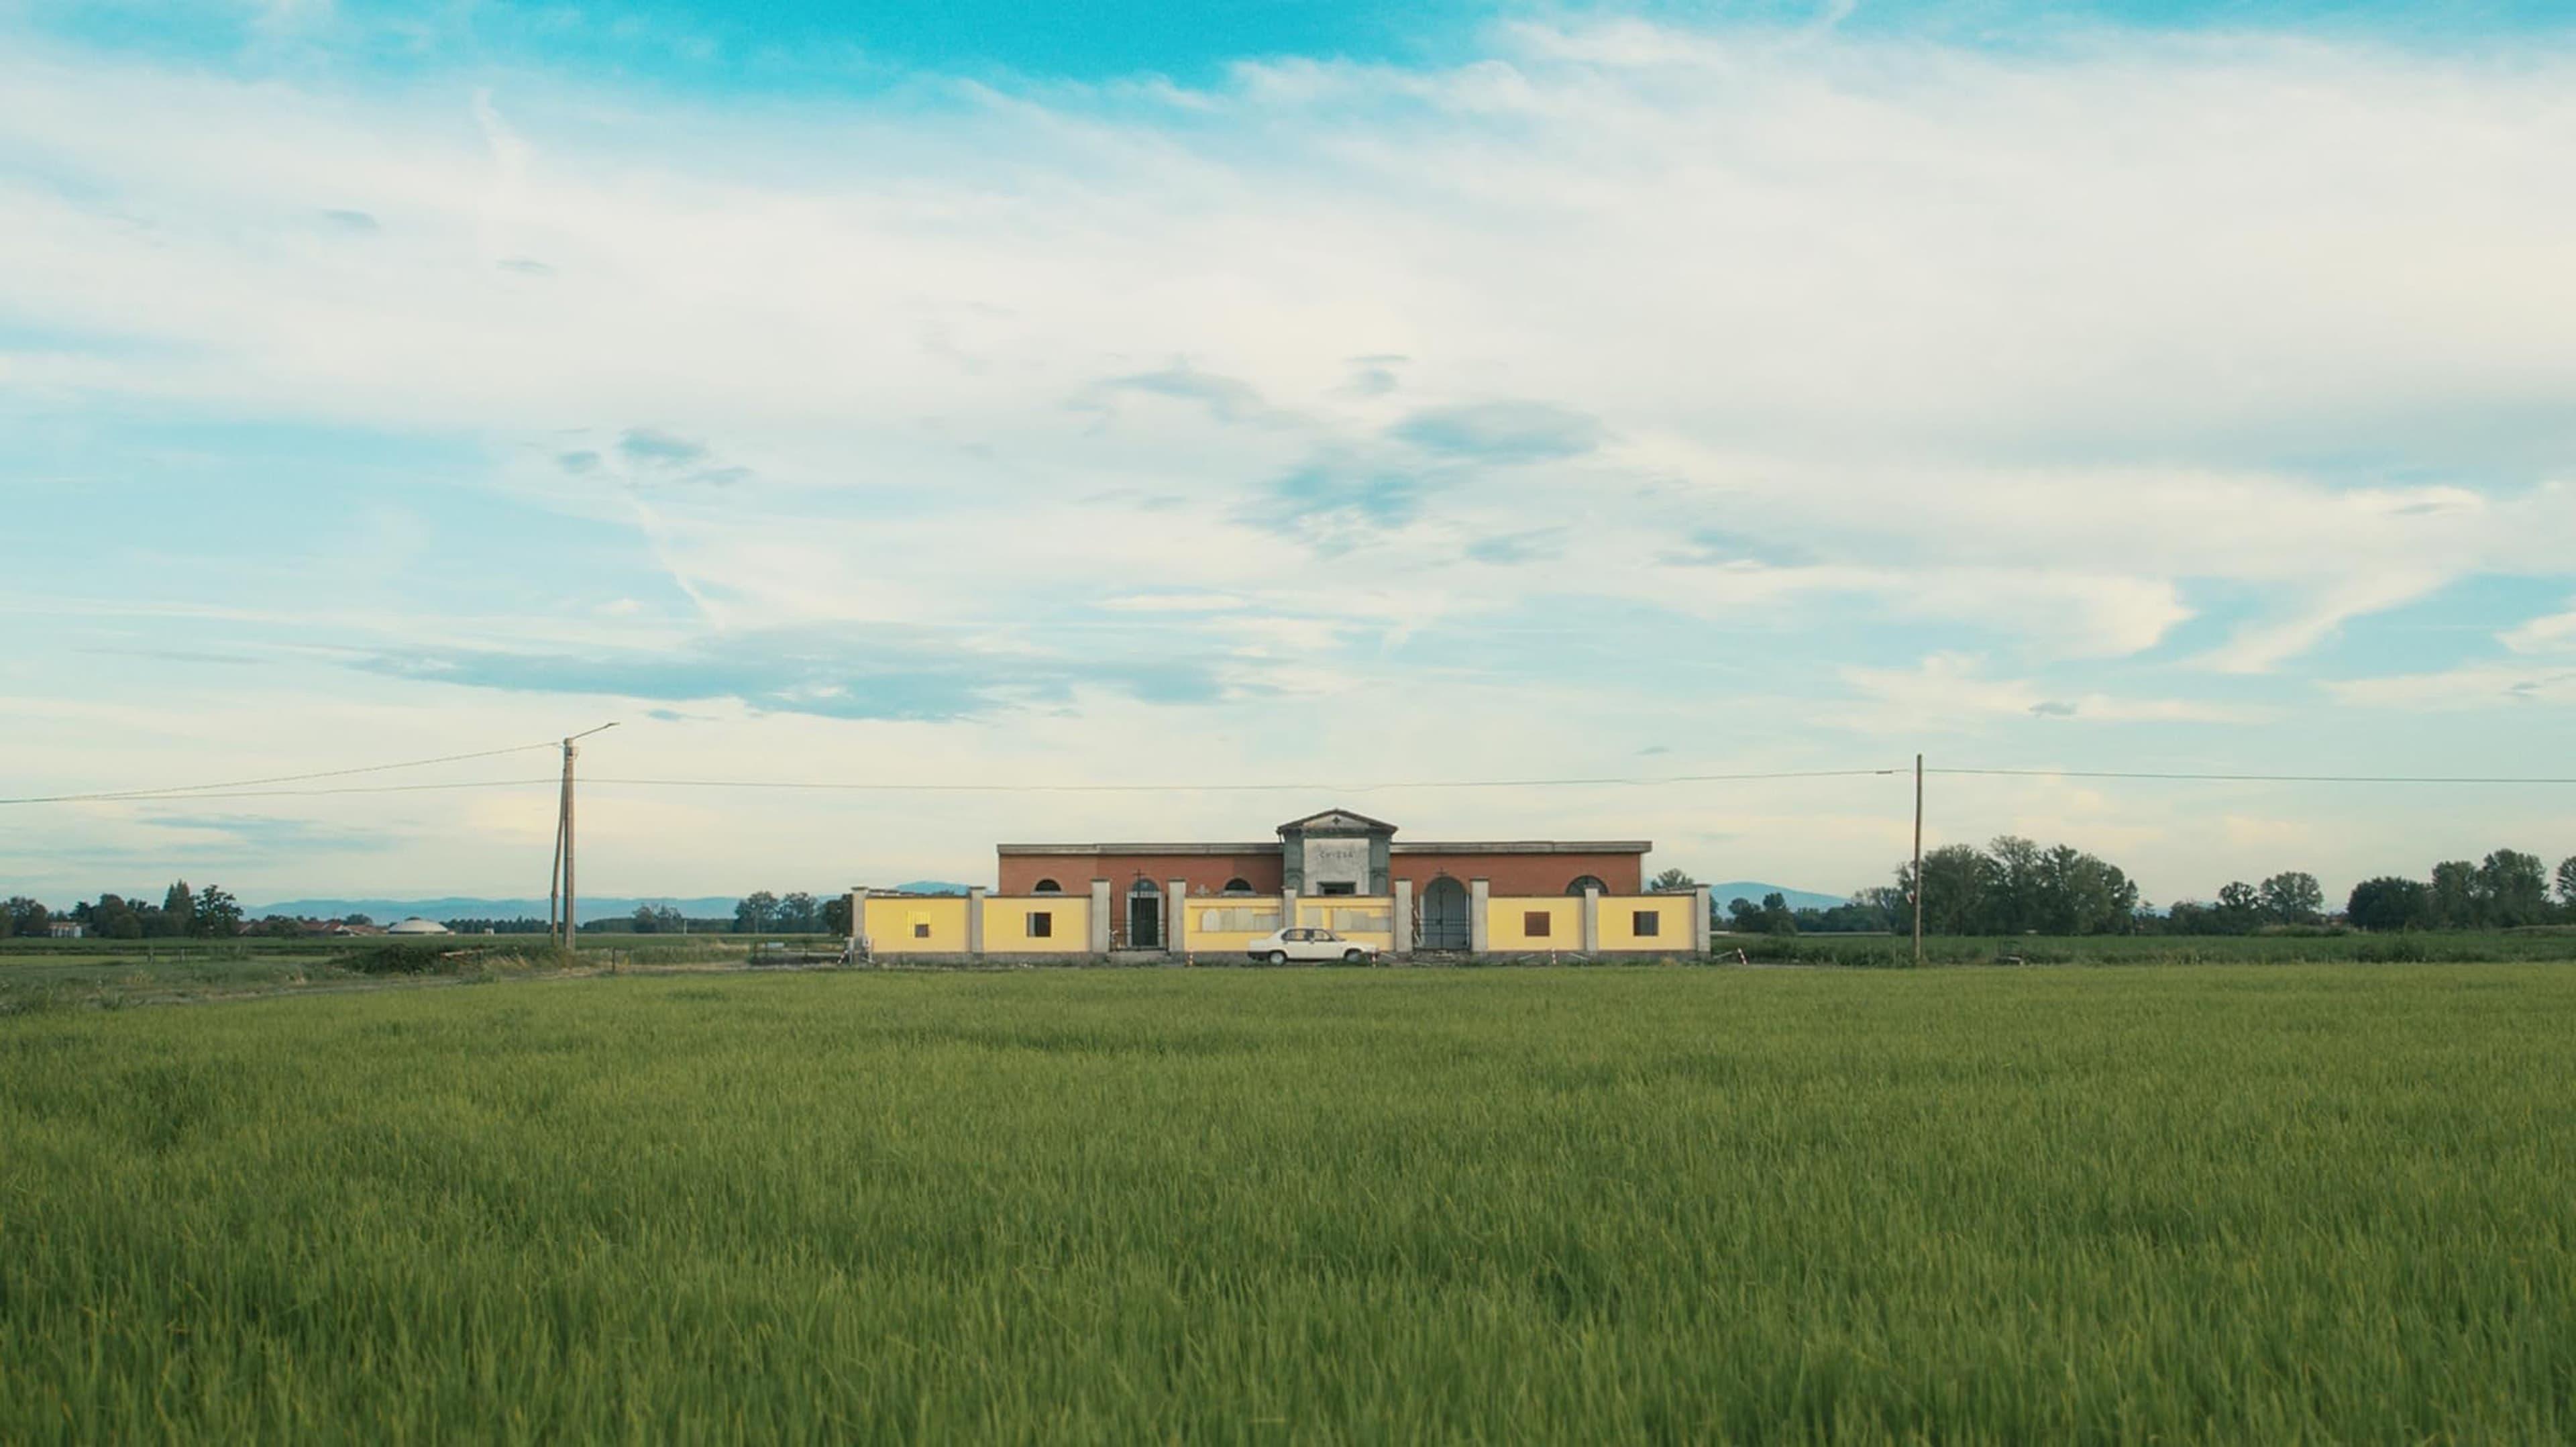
xmin=1277 ymin=808 xmax=1399 ymax=837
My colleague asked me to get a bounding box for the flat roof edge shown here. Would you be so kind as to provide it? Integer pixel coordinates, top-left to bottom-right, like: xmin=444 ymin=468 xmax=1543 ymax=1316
xmin=1391 ymin=841 xmax=1653 ymax=854
xmin=998 ymin=843 xmax=1281 ymax=855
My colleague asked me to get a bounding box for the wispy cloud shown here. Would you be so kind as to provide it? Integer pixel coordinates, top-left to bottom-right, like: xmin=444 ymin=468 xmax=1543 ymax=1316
xmin=356 ymin=625 xmax=1234 ymax=721
xmin=1392 ymin=402 xmax=1603 ymax=464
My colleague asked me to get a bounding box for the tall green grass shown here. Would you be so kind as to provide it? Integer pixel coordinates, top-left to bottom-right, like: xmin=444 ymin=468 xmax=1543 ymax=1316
xmin=4 ymin=967 xmax=2573 ymax=1440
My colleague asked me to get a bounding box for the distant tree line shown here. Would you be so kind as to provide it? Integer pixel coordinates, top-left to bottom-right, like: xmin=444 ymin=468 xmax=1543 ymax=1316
xmin=567 ymin=892 xmax=852 ymax=934
xmin=2341 ymin=851 xmax=2567 ymax=932
xmin=1685 ymin=840 xmax=2576 ymax=939
xmin=1 ymin=881 xmax=248 ymax=940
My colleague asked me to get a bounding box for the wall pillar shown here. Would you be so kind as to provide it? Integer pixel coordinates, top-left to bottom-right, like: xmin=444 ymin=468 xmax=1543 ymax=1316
xmin=1089 ymin=878 xmax=1112 ymax=954
xmin=1469 ymin=878 xmax=1490 ymax=954
xmin=966 ymin=886 xmax=986 ymax=957
xmin=1391 ymin=879 xmax=1413 ymax=957
xmin=1692 ymin=884 xmax=1713 ymax=955
xmin=1582 ymin=886 xmax=1601 ymax=954
xmin=1169 ymin=879 xmax=1189 ymax=959
xmin=845 ymin=890 xmax=863 ymax=949
xmin=1283 ymin=886 xmax=1299 ymax=935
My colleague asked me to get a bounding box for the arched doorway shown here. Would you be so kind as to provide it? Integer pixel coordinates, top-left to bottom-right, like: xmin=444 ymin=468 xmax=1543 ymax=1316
xmin=1566 ymin=875 xmax=1608 ymax=896
xmin=1421 ymin=877 xmax=1470 ymax=951
xmin=1127 ymin=877 xmax=1163 ymax=950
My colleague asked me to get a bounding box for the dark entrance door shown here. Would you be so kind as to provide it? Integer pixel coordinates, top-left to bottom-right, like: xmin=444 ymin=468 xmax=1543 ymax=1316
xmin=1128 ymin=882 xmax=1162 ymax=949
xmin=1421 ymin=877 xmax=1470 ymax=951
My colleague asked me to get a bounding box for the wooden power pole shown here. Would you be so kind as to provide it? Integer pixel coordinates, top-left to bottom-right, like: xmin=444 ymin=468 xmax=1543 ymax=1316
xmin=1912 ymin=752 xmax=1925 ymax=967
xmin=552 ymin=722 xmax=618 ymax=951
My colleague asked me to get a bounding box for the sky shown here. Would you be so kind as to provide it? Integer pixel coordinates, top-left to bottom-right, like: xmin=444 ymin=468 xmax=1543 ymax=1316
xmin=5 ymin=0 xmax=2575 ymax=910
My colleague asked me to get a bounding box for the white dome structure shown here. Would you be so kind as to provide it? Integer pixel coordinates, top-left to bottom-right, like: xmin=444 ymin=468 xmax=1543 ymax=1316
xmin=386 ymin=917 xmax=451 ymax=935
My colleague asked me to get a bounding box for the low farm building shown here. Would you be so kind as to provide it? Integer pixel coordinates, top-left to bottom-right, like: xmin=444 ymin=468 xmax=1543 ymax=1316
xmin=853 ymin=808 xmax=1712 ymax=961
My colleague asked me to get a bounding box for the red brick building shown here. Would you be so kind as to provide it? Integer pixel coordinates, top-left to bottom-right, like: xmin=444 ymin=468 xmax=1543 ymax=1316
xmin=998 ymin=808 xmax=1650 ymax=949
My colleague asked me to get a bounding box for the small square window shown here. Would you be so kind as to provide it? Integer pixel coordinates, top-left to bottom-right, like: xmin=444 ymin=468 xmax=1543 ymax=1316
xmin=1029 ymin=912 xmax=1053 ymax=939
xmin=1525 ymin=911 xmax=1551 ymax=937
xmin=1634 ymin=910 xmax=1660 ymax=936
xmin=912 ymin=922 xmax=930 ymax=939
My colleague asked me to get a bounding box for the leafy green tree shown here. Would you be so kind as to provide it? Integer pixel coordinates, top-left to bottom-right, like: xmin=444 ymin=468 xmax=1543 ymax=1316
xmin=1650 ymin=868 xmax=1697 ymax=892
xmin=822 ymin=894 xmax=853 ymax=936
xmin=1 ymin=896 xmax=50 ymax=938
xmin=79 ymin=894 xmax=144 ymax=939
xmin=161 ymin=881 xmax=195 ymax=936
xmin=2258 ymin=871 xmax=2324 ymax=926
xmin=2346 ymin=876 xmax=2431 ymax=931
xmin=1902 ymin=844 xmax=1992 ymax=935
xmin=342 ymin=913 xmax=373 ymax=927
xmin=191 ymin=883 xmax=241 ymax=938
xmin=2475 ymin=849 xmax=2551 ymax=927
xmin=778 ymin=892 xmax=820 ymax=931
xmin=2559 ymin=855 xmax=2576 ymax=911
xmin=2214 ymin=881 xmax=2262 ymax=934
xmin=733 ymin=891 xmax=780 ymax=933
xmin=2428 ymin=861 xmax=2479 ymax=928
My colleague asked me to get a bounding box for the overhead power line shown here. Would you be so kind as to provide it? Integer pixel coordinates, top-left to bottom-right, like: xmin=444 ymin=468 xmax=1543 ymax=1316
xmin=578 ymin=767 xmax=1906 ymax=794
xmin=17 ymin=757 xmax=2576 ymax=810
xmin=0 ymin=740 xmax=565 ymax=806
xmin=1930 ymin=767 xmax=2576 ymax=786
xmin=1 ymin=765 xmax=1902 ymax=806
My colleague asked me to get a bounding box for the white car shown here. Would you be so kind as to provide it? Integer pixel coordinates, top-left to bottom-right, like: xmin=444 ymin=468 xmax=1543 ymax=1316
xmin=1248 ymin=927 xmax=1380 ymax=965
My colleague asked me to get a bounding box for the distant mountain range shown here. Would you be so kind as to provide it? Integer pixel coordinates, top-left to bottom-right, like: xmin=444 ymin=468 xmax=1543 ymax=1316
xmin=252 ymin=881 xmax=1839 ymax=923
xmin=1705 ymin=881 xmax=1852 ymax=913
xmin=252 ymin=896 xmax=804 ymax=924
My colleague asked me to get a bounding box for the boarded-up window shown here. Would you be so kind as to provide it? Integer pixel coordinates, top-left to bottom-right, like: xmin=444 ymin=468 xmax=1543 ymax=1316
xmin=1525 ymin=911 xmax=1552 ymax=937
xmin=1330 ymin=908 xmax=1391 ymax=934
xmin=1029 ymin=912 xmax=1053 ymax=939
xmin=1633 ymin=910 xmax=1660 ymax=936
xmin=1200 ymin=907 xmax=1282 ymax=933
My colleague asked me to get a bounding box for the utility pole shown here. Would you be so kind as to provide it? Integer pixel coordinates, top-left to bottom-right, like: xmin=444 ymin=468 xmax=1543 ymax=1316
xmin=551 ymin=722 xmax=619 ymax=951
xmin=1912 ymin=752 xmax=1925 ymax=968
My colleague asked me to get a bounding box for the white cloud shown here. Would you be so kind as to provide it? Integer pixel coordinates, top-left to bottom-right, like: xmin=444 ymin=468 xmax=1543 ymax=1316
xmin=7 ymin=20 xmax=2576 ymax=902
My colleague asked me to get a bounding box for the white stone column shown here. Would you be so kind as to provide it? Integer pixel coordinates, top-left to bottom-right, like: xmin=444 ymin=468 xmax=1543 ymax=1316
xmin=966 ymin=886 xmax=985 ymax=957
xmin=1089 ymin=879 xmax=1112 ymax=953
xmin=1283 ymin=886 xmax=1299 ymax=935
xmin=1582 ymin=886 xmax=1601 ymax=954
xmin=1169 ymin=879 xmax=1189 ymax=959
xmin=845 ymin=890 xmax=863 ymax=951
xmin=1692 ymin=885 xmax=1713 ymax=955
xmin=1391 ymin=879 xmax=1413 ymax=958
xmin=1469 ymin=878 xmax=1491 ymax=954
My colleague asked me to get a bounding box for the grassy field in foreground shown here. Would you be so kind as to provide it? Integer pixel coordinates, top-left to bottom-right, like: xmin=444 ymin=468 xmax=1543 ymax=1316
xmin=4 ymin=967 xmax=2573 ymax=1442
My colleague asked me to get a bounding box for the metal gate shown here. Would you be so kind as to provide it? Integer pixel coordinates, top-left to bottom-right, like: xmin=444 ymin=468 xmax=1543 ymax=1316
xmin=1127 ymin=880 xmax=1162 ymax=949
xmin=1420 ymin=877 xmax=1470 ymax=951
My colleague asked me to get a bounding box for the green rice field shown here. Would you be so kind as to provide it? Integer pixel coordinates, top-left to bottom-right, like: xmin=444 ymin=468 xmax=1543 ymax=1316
xmin=4 ymin=966 xmax=2573 ymax=1441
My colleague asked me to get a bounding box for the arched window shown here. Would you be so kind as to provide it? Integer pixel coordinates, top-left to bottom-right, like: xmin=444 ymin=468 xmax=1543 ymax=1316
xmin=1032 ymin=879 xmax=1062 ymax=894
xmin=1566 ymin=875 xmax=1609 ymax=896
xmin=1222 ymin=877 xmax=1254 ymax=894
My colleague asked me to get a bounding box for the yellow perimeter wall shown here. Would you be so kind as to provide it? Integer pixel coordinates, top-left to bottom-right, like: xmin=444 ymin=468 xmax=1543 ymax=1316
xmin=1600 ymin=894 xmax=1696 ymax=951
xmin=1487 ymin=896 xmax=1580 ymax=949
xmin=862 ymin=896 xmax=968 ymax=953
xmin=983 ymin=896 xmax=1091 ymax=953
xmin=1182 ymin=899 xmax=1285 ymax=953
xmin=1293 ymin=898 xmax=1394 ymax=949
xmin=865 ymin=892 xmax=1691 ymax=956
